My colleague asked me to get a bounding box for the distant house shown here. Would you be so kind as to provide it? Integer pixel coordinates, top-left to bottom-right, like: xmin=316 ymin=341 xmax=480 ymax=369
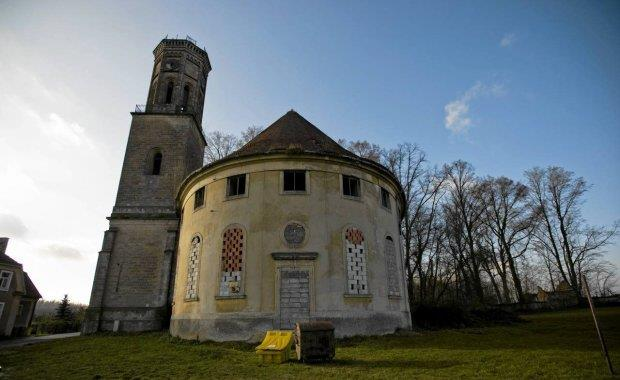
xmin=536 ymin=281 xmax=578 ymax=308
xmin=0 ymin=237 xmax=42 ymax=337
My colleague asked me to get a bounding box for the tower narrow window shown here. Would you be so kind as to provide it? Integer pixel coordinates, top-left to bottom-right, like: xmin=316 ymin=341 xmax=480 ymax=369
xmin=152 ymin=152 xmax=162 ymax=175
xmin=182 ymin=85 xmax=190 ymax=110
xmin=283 ymin=170 xmax=306 ymax=192
xmin=165 ymin=81 xmax=174 ymax=104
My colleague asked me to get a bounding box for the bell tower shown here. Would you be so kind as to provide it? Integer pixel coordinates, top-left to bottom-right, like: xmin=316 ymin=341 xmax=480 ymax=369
xmin=83 ymin=37 xmax=211 ymax=333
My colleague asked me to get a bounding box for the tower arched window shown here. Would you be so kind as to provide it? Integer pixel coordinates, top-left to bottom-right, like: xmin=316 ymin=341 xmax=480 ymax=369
xmin=165 ymin=81 xmax=174 ymax=104
xmin=152 ymin=152 xmax=162 ymax=175
xmin=182 ymin=85 xmax=190 ymax=110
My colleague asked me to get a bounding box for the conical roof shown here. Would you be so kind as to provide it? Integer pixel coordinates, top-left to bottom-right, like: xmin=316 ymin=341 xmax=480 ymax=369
xmin=230 ymin=110 xmax=355 ymax=159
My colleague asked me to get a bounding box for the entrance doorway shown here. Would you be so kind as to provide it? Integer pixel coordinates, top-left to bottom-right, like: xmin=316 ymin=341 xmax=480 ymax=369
xmin=279 ymin=268 xmax=310 ymax=329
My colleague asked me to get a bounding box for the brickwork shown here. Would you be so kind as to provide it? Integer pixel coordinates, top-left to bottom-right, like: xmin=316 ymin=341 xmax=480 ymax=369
xmin=219 ymin=227 xmax=244 ymax=296
xmin=385 ymin=236 xmax=400 ymax=297
xmin=184 ymin=236 xmax=201 ymax=301
xmin=279 ymin=269 xmax=310 ymax=329
xmin=345 ymin=228 xmax=368 ymax=295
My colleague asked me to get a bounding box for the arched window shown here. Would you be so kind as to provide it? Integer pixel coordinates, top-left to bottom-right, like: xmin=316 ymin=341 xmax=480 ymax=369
xmin=385 ymin=236 xmax=400 ymax=297
xmin=219 ymin=226 xmax=245 ymax=296
xmin=185 ymin=235 xmax=202 ymax=301
xmin=181 ymin=85 xmax=190 ymax=109
xmin=165 ymin=81 xmax=174 ymax=104
xmin=152 ymin=152 xmax=162 ymax=175
xmin=344 ymin=228 xmax=368 ymax=295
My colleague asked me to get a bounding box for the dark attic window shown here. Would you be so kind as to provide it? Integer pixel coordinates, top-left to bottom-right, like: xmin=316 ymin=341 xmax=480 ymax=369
xmin=227 ymin=174 xmax=246 ymax=197
xmin=381 ymin=187 xmax=391 ymax=210
xmin=342 ymin=175 xmax=360 ymax=197
xmin=283 ymin=170 xmax=306 ymax=192
xmin=194 ymin=186 xmax=205 ymax=210
xmin=152 ymin=152 xmax=162 ymax=175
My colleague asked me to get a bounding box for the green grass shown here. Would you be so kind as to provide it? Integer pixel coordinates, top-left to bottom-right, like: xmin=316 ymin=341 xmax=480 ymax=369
xmin=1 ymin=308 xmax=618 ymax=379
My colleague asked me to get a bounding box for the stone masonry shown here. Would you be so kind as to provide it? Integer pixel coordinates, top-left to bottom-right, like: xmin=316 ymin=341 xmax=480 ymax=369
xmin=83 ymin=38 xmax=210 ymax=334
xmin=279 ymin=269 xmax=310 ymax=329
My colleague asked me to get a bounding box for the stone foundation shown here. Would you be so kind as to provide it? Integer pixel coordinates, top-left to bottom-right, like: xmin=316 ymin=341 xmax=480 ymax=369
xmin=170 ymin=310 xmax=410 ymax=342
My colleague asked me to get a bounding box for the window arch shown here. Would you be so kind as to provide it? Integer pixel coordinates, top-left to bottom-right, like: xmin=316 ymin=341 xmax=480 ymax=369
xmin=152 ymin=152 xmax=162 ymax=175
xmin=385 ymin=236 xmax=400 ymax=297
xmin=219 ymin=225 xmax=245 ymax=296
xmin=145 ymin=148 xmax=162 ymax=175
xmin=165 ymin=81 xmax=174 ymax=104
xmin=185 ymin=235 xmax=202 ymax=301
xmin=344 ymin=227 xmax=368 ymax=295
xmin=181 ymin=84 xmax=191 ymax=109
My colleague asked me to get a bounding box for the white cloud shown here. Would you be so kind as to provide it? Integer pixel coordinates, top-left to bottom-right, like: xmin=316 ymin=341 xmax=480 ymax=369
xmin=444 ymin=82 xmax=505 ymax=134
xmin=0 ymin=214 xmax=28 ymax=238
xmin=500 ymin=33 xmax=517 ymax=47
xmin=39 ymin=244 xmax=84 ymax=260
xmin=43 ymin=113 xmax=94 ymax=149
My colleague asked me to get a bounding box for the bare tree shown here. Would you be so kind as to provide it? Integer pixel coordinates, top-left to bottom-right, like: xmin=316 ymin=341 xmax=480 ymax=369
xmin=204 ymin=131 xmax=239 ymax=164
xmin=239 ymin=126 xmax=264 ymax=147
xmin=479 ymin=176 xmax=534 ymax=303
xmin=526 ymin=166 xmax=617 ymax=298
xmin=442 ymin=160 xmax=486 ymax=304
xmin=382 ymin=143 xmax=428 ymax=313
xmin=339 ymin=139 xmax=383 ymax=162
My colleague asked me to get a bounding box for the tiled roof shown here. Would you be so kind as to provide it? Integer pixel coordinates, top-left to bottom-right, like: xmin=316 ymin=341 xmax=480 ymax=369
xmin=229 ymin=110 xmax=356 ymax=159
xmin=23 ymin=272 xmax=41 ymax=299
xmin=0 ymin=252 xmax=20 ymax=266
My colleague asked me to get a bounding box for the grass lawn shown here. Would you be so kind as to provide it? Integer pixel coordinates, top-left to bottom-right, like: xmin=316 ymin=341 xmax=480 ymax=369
xmin=0 ymin=307 xmax=618 ymax=379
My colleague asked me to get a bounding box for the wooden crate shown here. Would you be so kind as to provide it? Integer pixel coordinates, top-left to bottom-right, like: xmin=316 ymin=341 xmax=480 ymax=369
xmin=294 ymin=321 xmax=335 ymax=362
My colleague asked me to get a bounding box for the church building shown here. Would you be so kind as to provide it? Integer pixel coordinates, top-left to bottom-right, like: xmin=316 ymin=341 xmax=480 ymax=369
xmin=83 ymin=37 xmax=411 ymax=341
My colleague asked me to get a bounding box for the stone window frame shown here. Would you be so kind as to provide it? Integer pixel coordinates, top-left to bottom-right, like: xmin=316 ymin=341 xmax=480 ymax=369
xmin=380 ymin=186 xmax=392 ymax=212
xmin=383 ymin=234 xmax=401 ymax=299
xmin=0 ymin=270 xmax=13 ymax=291
xmin=341 ymin=225 xmax=372 ymax=299
xmin=184 ymin=234 xmax=203 ymax=302
xmin=280 ymin=170 xmax=310 ymax=195
xmin=225 ymin=174 xmax=249 ymax=201
xmin=215 ymin=223 xmax=248 ymax=299
xmin=144 ymin=148 xmax=163 ymax=176
xmin=193 ymin=186 xmax=206 ymax=211
xmin=340 ymin=174 xmax=362 ymax=201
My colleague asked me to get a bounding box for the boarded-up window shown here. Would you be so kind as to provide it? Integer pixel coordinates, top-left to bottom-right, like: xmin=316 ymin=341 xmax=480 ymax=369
xmin=385 ymin=236 xmax=400 ymax=297
xmin=345 ymin=228 xmax=368 ymax=294
xmin=185 ymin=236 xmax=201 ymax=301
xmin=219 ymin=226 xmax=245 ymax=296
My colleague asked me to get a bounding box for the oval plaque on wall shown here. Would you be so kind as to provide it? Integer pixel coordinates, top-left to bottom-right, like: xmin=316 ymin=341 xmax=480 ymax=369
xmin=284 ymin=222 xmax=305 ymax=247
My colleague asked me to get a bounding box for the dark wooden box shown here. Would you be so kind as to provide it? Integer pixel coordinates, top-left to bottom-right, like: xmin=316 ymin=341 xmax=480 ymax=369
xmin=294 ymin=321 xmax=335 ymax=362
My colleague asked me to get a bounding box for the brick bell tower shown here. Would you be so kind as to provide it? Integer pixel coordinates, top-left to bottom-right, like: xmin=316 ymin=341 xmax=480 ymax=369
xmin=83 ymin=37 xmax=211 ymax=333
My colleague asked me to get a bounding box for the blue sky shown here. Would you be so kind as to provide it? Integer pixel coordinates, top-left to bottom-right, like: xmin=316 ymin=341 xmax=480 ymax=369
xmin=0 ymin=0 xmax=618 ymax=302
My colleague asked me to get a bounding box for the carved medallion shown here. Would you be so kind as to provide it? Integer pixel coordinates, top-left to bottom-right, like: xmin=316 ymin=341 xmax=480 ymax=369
xmin=284 ymin=222 xmax=305 ymax=247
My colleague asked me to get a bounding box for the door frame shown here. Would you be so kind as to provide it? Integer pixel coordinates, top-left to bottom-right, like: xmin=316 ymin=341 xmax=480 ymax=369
xmin=275 ymin=262 xmax=315 ymax=329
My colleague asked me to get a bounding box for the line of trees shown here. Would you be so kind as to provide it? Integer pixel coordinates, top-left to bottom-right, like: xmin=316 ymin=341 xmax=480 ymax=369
xmin=204 ymin=128 xmax=618 ymax=314
xmin=339 ymin=140 xmax=618 ymax=313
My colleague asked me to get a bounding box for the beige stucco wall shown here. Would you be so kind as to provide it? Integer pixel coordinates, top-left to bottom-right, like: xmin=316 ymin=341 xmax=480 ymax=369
xmin=170 ymin=154 xmax=411 ymax=341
